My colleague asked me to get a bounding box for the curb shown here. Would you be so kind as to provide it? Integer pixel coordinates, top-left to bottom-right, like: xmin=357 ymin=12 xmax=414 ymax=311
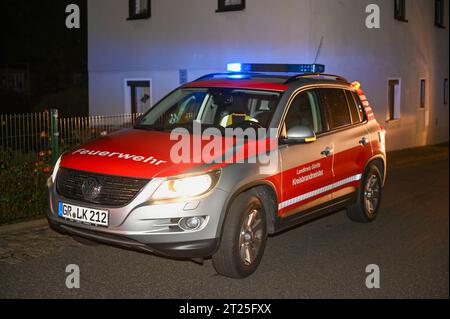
xmin=0 ymin=218 xmax=48 ymax=235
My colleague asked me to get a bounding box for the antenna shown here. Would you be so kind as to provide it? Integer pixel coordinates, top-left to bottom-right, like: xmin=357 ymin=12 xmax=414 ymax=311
xmin=313 ymin=36 xmax=324 ymax=64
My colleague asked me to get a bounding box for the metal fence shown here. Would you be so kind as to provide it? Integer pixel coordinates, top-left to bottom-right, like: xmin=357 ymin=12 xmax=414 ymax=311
xmin=0 ymin=110 xmax=141 ymax=224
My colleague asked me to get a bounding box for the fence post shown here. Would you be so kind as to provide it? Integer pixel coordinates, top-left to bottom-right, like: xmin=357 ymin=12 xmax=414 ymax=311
xmin=50 ymin=109 xmax=60 ymax=165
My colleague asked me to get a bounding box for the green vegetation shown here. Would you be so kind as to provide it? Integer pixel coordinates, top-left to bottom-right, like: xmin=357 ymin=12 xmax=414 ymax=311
xmin=0 ymin=148 xmax=51 ymax=224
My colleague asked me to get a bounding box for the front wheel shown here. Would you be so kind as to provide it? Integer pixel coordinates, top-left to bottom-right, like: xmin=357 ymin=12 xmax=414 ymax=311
xmin=212 ymin=190 xmax=267 ymax=278
xmin=346 ymin=164 xmax=383 ymax=223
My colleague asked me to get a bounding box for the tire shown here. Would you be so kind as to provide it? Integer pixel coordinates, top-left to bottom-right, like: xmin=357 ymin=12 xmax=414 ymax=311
xmin=212 ymin=190 xmax=268 ymax=278
xmin=346 ymin=164 xmax=383 ymax=223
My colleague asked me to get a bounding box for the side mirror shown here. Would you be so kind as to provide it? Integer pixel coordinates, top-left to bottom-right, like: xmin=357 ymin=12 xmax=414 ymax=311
xmin=282 ymin=125 xmax=317 ymax=144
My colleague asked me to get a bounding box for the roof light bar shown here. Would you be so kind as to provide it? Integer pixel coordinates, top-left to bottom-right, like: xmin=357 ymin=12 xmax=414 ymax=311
xmin=227 ymin=63 xmax=243 ymax=73
xmin=227 ymin=63 xmax=325 ymax=74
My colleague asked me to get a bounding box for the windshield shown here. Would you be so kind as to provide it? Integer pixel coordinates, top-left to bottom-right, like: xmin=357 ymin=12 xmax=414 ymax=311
xmin=135 ymin=88 xmax=281 ymax=131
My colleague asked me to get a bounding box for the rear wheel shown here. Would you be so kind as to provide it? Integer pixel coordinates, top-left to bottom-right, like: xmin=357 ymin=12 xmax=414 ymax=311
xmin=212 ymin=190 xmax=267 ymax=278
xmin=346 ymin=164 xmax=383 ymax=223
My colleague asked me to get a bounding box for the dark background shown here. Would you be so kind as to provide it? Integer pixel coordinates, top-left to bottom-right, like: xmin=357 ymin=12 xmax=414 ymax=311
xmin=0 ymin=0 xmax=88 ymax=117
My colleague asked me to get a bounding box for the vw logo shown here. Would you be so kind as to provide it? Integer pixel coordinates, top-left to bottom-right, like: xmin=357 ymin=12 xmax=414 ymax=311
xmin=81 ymin=177 xmax=102 ymax=201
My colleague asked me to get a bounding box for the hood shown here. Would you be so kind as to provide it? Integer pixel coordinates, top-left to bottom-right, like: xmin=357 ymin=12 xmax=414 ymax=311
xmin=60 ymin=129 xmax=276 ymax=179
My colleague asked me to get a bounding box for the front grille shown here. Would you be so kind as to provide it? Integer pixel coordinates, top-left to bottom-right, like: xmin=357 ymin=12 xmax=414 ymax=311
xmin=56 ymin=168 xmax=150 ymax=207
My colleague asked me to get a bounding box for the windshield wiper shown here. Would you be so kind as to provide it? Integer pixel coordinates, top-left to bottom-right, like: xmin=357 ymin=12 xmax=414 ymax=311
xmin=135 ymin=122 xmax=228 ymax=134
xmin=133 ymin=124 xmax=166 ymax=132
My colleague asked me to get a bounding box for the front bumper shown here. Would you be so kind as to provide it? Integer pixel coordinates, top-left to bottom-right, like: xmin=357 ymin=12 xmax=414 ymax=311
xmin=47 ymin=177 xmax=228 ymax=258
xmin=47 ymin=217 xmax=218 ymax=258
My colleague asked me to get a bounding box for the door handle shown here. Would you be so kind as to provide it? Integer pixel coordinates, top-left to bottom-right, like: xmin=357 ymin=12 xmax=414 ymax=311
xmin=321 ymin=146 xmax=333 ymax=157
xmin=359 ymin=137 xmax=369 ymax=146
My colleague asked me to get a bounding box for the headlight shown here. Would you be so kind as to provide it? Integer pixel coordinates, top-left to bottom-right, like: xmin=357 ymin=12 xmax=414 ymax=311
xmin=51 ymin=156 xmax=62 ymax=183
xmin=151 ymin=170 xmax=220 ymax=201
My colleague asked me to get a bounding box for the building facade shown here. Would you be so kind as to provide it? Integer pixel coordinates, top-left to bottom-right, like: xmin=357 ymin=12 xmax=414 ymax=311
xmin=88 ymin=0 xmax=449 ymax=151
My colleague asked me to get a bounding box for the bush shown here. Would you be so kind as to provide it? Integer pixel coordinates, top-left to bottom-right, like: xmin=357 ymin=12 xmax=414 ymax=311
xmin=0 ymin=148 xmax=51 ymax=224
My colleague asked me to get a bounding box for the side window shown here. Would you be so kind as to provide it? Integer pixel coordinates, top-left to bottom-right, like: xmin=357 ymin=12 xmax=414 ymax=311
xmin=352 ymin=91 xmax=367 ymax=121
xmin=345 ymin=90 xmax=363 ymax=124
xmin=285 ymin=90 xmax=323 ymax=134
xmin=320 ymin=89 xmax=352 ymax=130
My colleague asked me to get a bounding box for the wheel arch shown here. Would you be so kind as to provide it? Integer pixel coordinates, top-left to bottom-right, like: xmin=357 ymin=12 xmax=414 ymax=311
xmin=365 ymin=155 xmax=387 ymax=186
xmin=217 ymin=181 xmax=279 ymax=238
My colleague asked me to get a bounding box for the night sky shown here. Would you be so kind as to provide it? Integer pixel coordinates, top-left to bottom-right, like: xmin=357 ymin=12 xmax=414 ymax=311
xmin=0 ymin=0 xmax=88 ymax=116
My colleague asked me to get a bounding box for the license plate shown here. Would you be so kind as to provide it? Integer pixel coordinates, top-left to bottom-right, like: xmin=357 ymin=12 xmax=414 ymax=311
xmin=58 ymin=202 xmax=109 ymax=227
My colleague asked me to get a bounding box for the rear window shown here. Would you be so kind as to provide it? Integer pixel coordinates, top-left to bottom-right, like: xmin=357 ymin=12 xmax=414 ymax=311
xmin=319 ymin=89 xmax=352 ymax=130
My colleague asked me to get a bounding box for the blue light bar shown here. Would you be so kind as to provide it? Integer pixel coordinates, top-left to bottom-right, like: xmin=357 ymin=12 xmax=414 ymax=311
xmin=227 ymin=63 xmax=325 ymax=74
xmin=227 ymin=74 xmax=248 ymax=79
xmin=227 ymin=63 xmax=243 ymax=72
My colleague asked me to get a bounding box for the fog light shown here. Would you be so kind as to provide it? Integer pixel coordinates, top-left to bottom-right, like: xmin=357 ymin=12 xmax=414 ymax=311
xmin=179 ymin=216 xmax=205 ymax=231
xmin=187 ymin=217 xmax=201 ymax=229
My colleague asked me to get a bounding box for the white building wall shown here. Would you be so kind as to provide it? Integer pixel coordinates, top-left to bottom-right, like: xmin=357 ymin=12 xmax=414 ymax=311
xmin=88 ymin=0 xmax=449 ymax=151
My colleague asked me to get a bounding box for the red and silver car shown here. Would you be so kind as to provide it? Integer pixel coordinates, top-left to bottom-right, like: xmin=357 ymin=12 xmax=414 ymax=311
xmin=47 ymin=63 xmax=387 ymax=278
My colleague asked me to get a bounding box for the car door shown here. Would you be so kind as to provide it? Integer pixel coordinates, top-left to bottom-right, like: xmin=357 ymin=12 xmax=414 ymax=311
xmin=278 ymin=89 xmax=335 ymax=217
xmin=318 ymin=88 xmax=372 ymax=200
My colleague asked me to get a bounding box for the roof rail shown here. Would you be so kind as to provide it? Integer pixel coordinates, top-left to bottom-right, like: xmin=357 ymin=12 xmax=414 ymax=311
xmin=195 ymin=73 xmax=226 ymax=81
xmin=285 ymin=73 xmax=349 ymax=84
xmin=194 ymin=72 xmax=283 ymax=82
xmin=194 ymin=72 xmax=254 ymax=81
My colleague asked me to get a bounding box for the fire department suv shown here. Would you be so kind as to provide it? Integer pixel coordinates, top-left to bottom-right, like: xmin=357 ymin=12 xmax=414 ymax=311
xmin=47 ymin=64 xmax=387 ymax=278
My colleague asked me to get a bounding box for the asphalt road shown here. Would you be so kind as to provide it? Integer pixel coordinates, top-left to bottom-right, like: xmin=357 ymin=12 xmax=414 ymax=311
xmin=0 ymin=146 xmax=448 ymax=299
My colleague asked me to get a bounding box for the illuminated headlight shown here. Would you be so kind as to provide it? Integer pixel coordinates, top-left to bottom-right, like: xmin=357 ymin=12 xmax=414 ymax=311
xmin=151 ymin=171 xmax=220 ymax=201
xmin=51 ymin=156 xmax=62 ymax=183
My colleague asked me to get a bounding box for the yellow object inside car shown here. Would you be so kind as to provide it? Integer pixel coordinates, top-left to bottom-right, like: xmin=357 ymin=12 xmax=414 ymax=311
xmin=220 ymin=113 xmax=259 ymax=128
